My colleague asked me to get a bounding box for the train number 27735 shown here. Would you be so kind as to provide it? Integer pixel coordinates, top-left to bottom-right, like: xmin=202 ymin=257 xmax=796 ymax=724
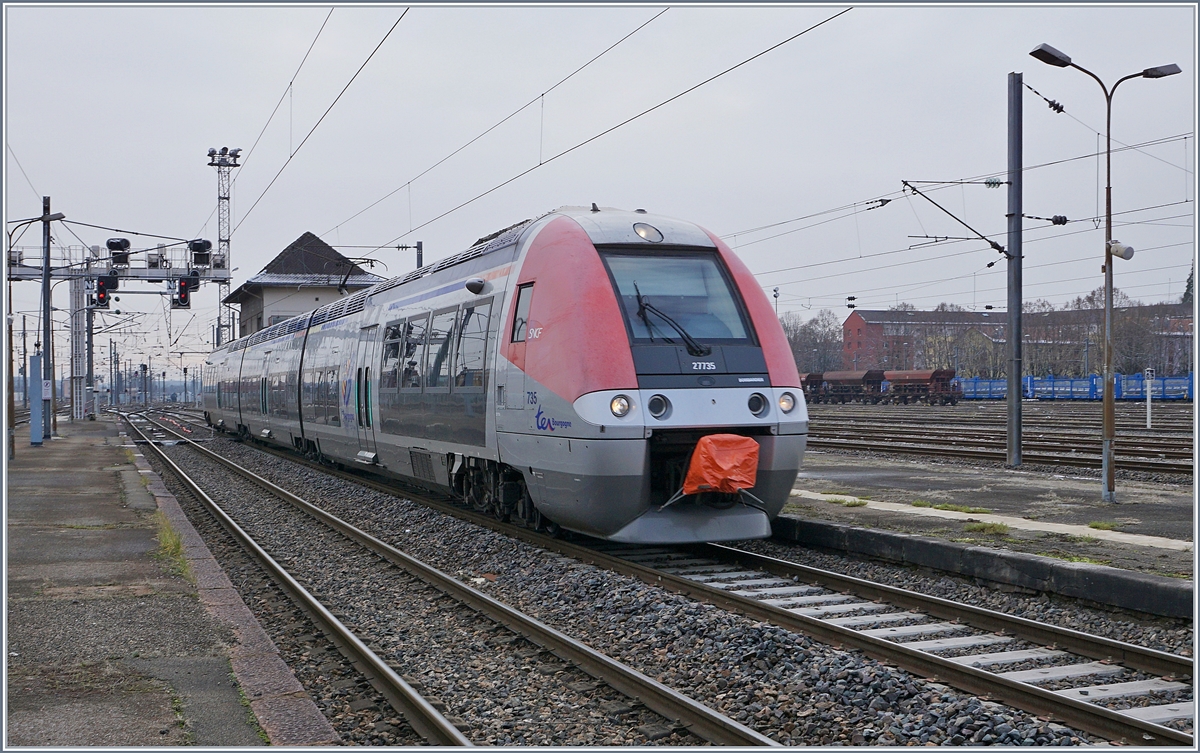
xmin=692 ymin=362 xmax=717 ymax=370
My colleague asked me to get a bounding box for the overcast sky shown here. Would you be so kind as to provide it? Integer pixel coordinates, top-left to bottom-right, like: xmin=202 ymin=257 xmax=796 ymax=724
xmin=4 ymin=3 xmax=1196 ymax=380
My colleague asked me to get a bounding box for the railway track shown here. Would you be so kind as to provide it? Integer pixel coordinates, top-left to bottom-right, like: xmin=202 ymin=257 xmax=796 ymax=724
xmin=805 ymin=405 xmax=1193 ymax=474
xmin=148 ymin=408 xmax=1194 ymax=746
xmin=809 ymin=403 xmax=1194 ymax=434
xmin=129 ymin=411 xmax=777 ymax=746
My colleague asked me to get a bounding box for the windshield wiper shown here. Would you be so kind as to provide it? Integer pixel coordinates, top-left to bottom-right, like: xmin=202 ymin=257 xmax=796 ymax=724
xmin=633 ymin=282 xmax=712 ymax=357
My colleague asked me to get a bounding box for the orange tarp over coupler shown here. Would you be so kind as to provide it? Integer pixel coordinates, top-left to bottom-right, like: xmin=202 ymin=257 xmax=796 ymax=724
xmin=682 ymin=434 xmax=760 ymax=495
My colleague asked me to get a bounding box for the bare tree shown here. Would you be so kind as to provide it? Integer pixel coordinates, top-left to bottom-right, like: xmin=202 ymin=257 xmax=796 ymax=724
xmin=780 ymin=309 xmax=841 ymax=373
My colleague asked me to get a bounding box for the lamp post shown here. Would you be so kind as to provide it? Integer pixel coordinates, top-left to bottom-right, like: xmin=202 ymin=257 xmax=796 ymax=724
xmin=1030 ymin=44 xmax=1181 ymax=503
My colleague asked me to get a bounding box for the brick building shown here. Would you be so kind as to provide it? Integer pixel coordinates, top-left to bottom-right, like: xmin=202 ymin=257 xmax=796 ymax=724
xmin=842 ymin=305 xmax=1192 ymax=377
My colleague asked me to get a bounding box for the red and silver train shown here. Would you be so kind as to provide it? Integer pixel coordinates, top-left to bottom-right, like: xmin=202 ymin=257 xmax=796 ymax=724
xmin=201 ymin=206 xmax=807 ymax=544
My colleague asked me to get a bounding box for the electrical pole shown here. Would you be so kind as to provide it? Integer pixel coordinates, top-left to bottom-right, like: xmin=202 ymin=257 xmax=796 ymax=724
xmin=1006 ymin=71 xmax=1024 ymax=467
xmin=208 ymin=147 xmax=241 ymax=347
xmin=22 ymin=315 xmax=28 ymax=409
xmin=41 ymin=196 xmax=53 ymax=440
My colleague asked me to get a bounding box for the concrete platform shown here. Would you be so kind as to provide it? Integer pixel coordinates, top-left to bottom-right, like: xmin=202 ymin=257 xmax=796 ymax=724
xmin=4 ymin=416 xmax=336 ymax=746
xmin=773 ymin=449 xmax=1194 ymax=618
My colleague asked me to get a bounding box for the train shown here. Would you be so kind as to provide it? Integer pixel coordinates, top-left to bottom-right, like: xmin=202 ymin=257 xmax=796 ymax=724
xmin=201 ymin=206 xmax=808 ymax=544
xmin=801 ymin=369 xmax=961 ymax=405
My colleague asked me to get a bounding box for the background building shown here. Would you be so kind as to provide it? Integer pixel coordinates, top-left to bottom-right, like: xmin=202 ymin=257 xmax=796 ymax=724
xmin=223 ymin=232 xmax=385 ymax=338
xmin=838 ymin=305 xmax=1192 ymax=377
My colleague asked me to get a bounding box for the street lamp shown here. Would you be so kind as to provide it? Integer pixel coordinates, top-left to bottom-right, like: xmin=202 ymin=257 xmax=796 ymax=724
xmin=1030 ymin=43 xmax=1180 ymax=503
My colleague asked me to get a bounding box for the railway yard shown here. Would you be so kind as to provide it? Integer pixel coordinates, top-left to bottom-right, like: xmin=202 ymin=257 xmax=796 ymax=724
xmin=6 ymin=401 xmax=1194 ymax=746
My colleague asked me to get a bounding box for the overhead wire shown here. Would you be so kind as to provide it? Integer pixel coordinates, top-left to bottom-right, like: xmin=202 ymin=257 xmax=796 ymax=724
xmin=321 ymin=7 xmax=671 ymax=239
xmin=194 ymin=8 xmax=336 ymax=238
xmin=361 ymin=6 xmax=854 ymax=258
xmin=233 ymin=9 xmax=409 ymax=235
xmin=725 ymin=134 xmax=1192 ymax=249
xmin=61 ymin=220 xmax=189 ymax=243
xmin=780 ymin=240 xmax=1194 ymax=308
xmin=755 ymin=200 xmax=1193 ymax=280
xmin=1024 ymin=80 xmax=1193 ymax=175
xmin=5 ymin=143 xmax=41 ymax=202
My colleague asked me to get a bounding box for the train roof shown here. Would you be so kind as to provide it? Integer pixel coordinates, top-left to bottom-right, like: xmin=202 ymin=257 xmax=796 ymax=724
xmin=214 ymin=206 xmax=718 ymax=354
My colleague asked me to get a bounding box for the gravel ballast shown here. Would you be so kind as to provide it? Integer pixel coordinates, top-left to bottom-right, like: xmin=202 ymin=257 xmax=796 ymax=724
xmin=172 ymin=436 xmax=1181 ymax=746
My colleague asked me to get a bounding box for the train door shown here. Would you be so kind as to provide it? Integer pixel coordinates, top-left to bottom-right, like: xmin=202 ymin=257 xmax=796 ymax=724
xmin=259 ymin=350 xmax=272 ymax=438
xmin=502 ymin=282 xmax=534 ymax=418
xmin=354 ymin=325 xmax=379 ymax=463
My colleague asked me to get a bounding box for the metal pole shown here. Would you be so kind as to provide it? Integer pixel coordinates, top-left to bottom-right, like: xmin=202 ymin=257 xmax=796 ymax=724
xmin=22 ymin=315 xmax=28 ymax=409
xmin=1145 ymin=367 xmax=1154 ymax=429
xmin=1102 ymin=87 xmax=1116 ymax=503
xmin=1006 ymin=72 xmax=1023 ymax=467
xmin=87 ymin=301 xmax=94 ymax=417
xmin=41 ymin=196 xmax=53 ymax=440
xmin=7 ymin=310 xmax=15 ymax=460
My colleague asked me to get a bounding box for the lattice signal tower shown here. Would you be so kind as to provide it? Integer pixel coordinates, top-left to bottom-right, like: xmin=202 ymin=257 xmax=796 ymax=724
xmin=207 ymin=146 xmax=241 ymax=345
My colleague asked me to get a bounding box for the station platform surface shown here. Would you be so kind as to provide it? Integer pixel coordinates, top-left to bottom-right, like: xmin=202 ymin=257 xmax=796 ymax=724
xmin=4 ymin=415 xmax=335 ymax=746
xmin=778 ymin=449 xmax=1194 ymax=617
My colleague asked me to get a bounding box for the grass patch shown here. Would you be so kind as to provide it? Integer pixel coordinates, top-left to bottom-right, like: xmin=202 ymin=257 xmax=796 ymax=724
xmin=151 ymin=511 xmax=192 ymax=582
xmin=911 ymin=500 xmax=932 ymax=508
xmin=235 ymin=673 xmax=271 ymax=744
xmin=1088 ymin=521 xmax=1120 ymax=531
xmin=1037 ymin=552 xmax=1110 ymax=566
xmin=963 ymin=522 xmax=1010 ymax=535
xmin=933 ymin=503 xmax=991 ymax=514
xmin=825 ymin=496 xmax=868 ymax=507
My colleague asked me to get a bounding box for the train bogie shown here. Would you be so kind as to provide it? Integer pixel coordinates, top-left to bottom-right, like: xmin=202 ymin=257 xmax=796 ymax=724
xmin=202 ymin=207 xmax=808 ymax=544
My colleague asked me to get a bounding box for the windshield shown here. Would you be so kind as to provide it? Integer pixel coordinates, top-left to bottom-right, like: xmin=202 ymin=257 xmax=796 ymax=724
xmin=601 ymin=251 xmax=752 ymax=344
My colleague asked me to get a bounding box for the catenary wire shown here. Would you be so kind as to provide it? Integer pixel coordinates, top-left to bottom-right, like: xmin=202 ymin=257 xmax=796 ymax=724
xmin=361 ymin=7 xmax=854 ymax=258
xmin=780 ymin=240 xmax=1194 ymax=307
xmin=194 ymin=8 xmax=336 ymax=238
xmin=320 ymin=7 xmax=670 ymax=239
xmin=233 ymin=9 xmax=408 ymax=235
xmin=755 ymin=201 xmax=1193 ymax=280
xmin=1024 ymin=80 xmax=1193 ymax=175
xmin=723 ymin=133 xmax=1192 ymax=245
xmin=5 ymin=142 xmax=41 ymax=202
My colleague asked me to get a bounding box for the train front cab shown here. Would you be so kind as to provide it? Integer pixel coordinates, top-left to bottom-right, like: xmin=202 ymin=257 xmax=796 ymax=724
xmin=493 ymin=209 xmax=807 ymax=544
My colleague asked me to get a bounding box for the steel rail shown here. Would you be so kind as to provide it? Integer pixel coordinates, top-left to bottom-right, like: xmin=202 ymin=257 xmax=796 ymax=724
xmin=122 ymin=413 xmax=473 ymax=746
xmin=158 ymin=413 xmax=1193 ymax=744
xmin=563 ymin=546 xmax=1194 ymax=746
xmin=140 ymin=413 xmax=779 ymax=747
xmin=698 ymin=543 xmax=1193 ymax=678
xmin=810 ymin=426 xmax=1191 ymax=456
xmin=806 ymin=437 xmax=1192 ymax=474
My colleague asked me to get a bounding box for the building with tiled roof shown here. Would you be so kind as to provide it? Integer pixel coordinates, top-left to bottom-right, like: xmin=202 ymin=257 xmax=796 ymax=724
xmin=223 ymin=232 xmax=385 ymax=338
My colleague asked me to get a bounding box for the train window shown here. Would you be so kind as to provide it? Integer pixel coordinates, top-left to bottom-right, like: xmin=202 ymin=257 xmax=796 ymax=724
xmin=600 ymin=251 xmax=752 ymax=345
xmin=511 ymin=284 xmax=534 ymax=343
xmin=425 ymin=309 xmax=457 ymax=390
xmin=327 ymin=368 xmax=340 ymax=426
xmin=400 ymin=314 xmax=428 ymax=389
xmin=455 ymin=299 xmax=491 ymax=389
xmin=380 ymin=321 xmax=402 ymax=391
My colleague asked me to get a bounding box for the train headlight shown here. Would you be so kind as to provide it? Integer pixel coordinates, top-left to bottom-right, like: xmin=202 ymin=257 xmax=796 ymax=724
xmin=610 ymin=395 xmax=632 ymax=417
xmin=748 ymin=393 xmax=768 ymax=417
xmin=647 ymin=394 xmax=670 ymax=419
xmin=779 ymin=392 xmax=796 ymax=414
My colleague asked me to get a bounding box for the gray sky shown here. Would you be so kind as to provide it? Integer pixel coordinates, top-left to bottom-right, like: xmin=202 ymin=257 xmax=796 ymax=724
xmin=4 ymin=3 xmax=1196 ymax=379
